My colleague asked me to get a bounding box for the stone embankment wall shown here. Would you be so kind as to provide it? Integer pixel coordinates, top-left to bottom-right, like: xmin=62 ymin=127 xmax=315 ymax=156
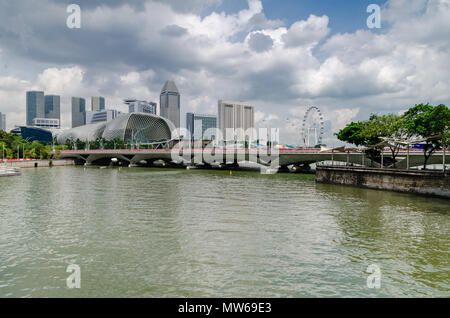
xmin=2 ymin=159 xmax=75 ymax=168
xmin=316 ymin=166 xmax=449 ymax=199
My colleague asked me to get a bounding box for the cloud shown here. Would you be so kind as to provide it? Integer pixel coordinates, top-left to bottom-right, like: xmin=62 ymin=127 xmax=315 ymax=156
xmin=159 ymin=24 xmax=188 ymax=37
xmin=247 ymin=32 xmax=273 ymax=52
xmin=282 ymin=14 xmax=330 ymax=48
xmin=0 ymin=0 xmax=449 ymax=144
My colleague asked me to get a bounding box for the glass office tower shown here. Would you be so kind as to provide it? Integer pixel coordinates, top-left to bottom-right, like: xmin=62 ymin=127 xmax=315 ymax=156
xmin=26 ymin=91 xmax=45 ymax=126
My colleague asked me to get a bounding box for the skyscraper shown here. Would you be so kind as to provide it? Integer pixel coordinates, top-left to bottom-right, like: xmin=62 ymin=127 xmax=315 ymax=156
xmin=72 ymin=97 xmax=86 ymax=128
xmin=160 ymin=80 xmax=180 ymax=128
xmin=218 ymin=100 xmax=255 ymax=138
xmin=186 ymin=113 xmax=217 ymax=140
xmin=91 ymin=96 xmax=105 ymax=111
xmin=26 ymin=91 xmax=45 ymax=126
xmin=0 ymin=112 xmax=5 ymax=131
xmin=44 ymin=95 xmax=61 ymax=121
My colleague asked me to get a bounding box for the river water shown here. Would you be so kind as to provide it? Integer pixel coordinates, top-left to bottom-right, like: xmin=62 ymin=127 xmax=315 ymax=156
xmin=0 ymin=166 xmax=448 ymax=297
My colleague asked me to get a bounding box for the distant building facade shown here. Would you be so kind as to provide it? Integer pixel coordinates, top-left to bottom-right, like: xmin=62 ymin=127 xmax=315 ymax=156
xmin=86 ymin=109 xmax=121 ymax=125
xmin=91 ymin=96 xmax=105 ymax=111
xmin=44 ymin=95 xmax=61 ymax=122
xmin=26 ymin=91 xmax=45 ymax=126
xmin=0 ymin=112 xmax=5 ymax=131
xmin=10 ymin=126 xmax=53 ymax=143
xmin=72 ymin=97 xmax=86 ymax=128
xmin=125 ymin=99 xmax=157 ymax=115
xmin=218 ymin=100 xmax=255 ymax=138
xmin=32 ymin=118 xmax=60 ymax=129
xmin=186 ymin=113 xmax=217 ymax=140
xmin=160 ymin=80 xmax=180 ymax=128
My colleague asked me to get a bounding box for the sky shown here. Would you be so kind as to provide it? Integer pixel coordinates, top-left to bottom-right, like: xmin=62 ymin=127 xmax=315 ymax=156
xmin=0 ymin=0 xmax=449 ymax=145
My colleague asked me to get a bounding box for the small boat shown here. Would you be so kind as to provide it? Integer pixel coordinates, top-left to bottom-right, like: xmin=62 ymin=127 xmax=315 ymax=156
xmin=0 ymin=166 xmax=21 ymax=177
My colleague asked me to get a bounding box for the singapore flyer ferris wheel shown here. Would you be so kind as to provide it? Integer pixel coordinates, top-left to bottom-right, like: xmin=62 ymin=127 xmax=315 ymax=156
xmin=300 ymin=106 xmax=324 ymax=147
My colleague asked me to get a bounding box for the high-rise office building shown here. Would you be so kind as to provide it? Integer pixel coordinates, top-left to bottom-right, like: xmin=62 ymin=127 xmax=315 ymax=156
xmin=91 ymin=96 xmax=105 ymax=111
xmin=186 ymin=113 xmax=217 ymax=140
xmin=124 ymin=99 xmax=157 ymax=114
xmin=0 ymin=112 xmax=5 ymax=131
xmin=218 ymin=100 xmax=255 ymax=138
xmin=160 ymin=80 xmax=180 ymax=128
xmin=85 ymin=109 xmax=121 ymax=125
xmin=26 ymin=91 xmax=45 ymax=126
xmin=72 ymin=97 xmax=86 ymax=128
xmin=44 ymin=95 xmax=61 ymax=121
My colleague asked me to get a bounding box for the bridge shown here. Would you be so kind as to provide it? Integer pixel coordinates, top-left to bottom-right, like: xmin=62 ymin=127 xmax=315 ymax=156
xmin=57 ymin=148 xmax=449 ymax=170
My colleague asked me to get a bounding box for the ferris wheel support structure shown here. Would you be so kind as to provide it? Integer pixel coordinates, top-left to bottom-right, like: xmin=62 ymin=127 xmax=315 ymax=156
xmin=300 ymin=106 xmax=324 ymax=147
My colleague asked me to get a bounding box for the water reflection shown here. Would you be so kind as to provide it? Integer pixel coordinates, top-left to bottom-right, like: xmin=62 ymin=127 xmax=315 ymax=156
xmin=315 ymin=183 xmax=450 ymax=296
xmin=0 ymin=167 xmax=448 ymax=297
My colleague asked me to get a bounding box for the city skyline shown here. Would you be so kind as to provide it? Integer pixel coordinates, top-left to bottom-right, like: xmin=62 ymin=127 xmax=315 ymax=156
xmin=0 ymin=1 xmax=449 ymax=145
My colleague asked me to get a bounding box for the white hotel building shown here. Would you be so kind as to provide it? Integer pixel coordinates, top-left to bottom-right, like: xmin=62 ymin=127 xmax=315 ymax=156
xmin=218 ymin=100 xmax=255 ymax=140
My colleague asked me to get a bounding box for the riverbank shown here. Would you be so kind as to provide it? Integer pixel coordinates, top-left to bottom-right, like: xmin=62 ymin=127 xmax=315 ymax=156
xmin=1 ymin=159 xmax=75 ymax=168
xmin=316 ymin=165 xmax=450 ymax=199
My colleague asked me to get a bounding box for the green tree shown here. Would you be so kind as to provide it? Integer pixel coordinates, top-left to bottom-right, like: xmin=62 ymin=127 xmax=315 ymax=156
xmin=364 ymin=114 xmax=404 ymax=167
xmin=401 ymin=103 xmax=450 ymax=169
xmin=75 ymin=139 xmax=86 ymax=150
xmin=335 ymin=122 xmax=368 ymax=147
xmin=335 ymin=121 xmax=381 ymax=164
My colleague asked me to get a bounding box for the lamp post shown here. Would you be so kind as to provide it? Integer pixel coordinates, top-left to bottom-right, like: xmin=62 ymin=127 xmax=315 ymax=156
xmin=407 ymin=143 xmax=410 ymax=170
xmin=331 ymin=148 xmax=334 ymax=166
xmin=443 ymin=139 xmax=446 ymax=174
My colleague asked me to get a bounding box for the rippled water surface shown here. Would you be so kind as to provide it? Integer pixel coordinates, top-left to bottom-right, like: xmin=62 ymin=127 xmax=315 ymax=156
xmin=0 ymin=166 xmax=449 ymax=297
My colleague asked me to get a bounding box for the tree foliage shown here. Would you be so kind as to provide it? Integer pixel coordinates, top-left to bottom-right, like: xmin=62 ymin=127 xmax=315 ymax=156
xmin=401 ymin=103 xmax=450 ymax=168
xmin=336 ymin=103 xmax=450 ymax=168
xmin=0 ymin=130 xmax=59 ymax=160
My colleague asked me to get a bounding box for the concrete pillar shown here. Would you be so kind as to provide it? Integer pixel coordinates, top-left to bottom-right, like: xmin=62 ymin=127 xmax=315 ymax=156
xmin=407 ymin=144 xmax=410 ymax=170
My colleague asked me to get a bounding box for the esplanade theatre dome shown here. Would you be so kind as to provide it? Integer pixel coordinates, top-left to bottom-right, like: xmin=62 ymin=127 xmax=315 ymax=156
xmin=56 ymin=113 xmax=176 ymax=144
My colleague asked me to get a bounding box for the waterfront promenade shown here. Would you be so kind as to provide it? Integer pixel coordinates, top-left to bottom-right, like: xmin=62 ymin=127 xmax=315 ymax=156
xmin=1 ymin=159 xmax=75 ymax=168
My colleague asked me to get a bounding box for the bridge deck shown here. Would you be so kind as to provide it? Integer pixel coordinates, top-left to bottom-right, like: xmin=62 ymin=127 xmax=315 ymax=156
xmin=57 ymin=148 xmax=448 ymax=168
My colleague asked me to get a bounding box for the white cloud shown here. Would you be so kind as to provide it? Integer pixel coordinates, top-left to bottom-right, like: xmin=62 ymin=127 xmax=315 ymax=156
xmin=36 ymin=67 xmax=84 ymax=95
xmin=0 ymin=0 xmax=449 ymax=145
xmin=282 ymin=15 xmax=330 ymax=48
